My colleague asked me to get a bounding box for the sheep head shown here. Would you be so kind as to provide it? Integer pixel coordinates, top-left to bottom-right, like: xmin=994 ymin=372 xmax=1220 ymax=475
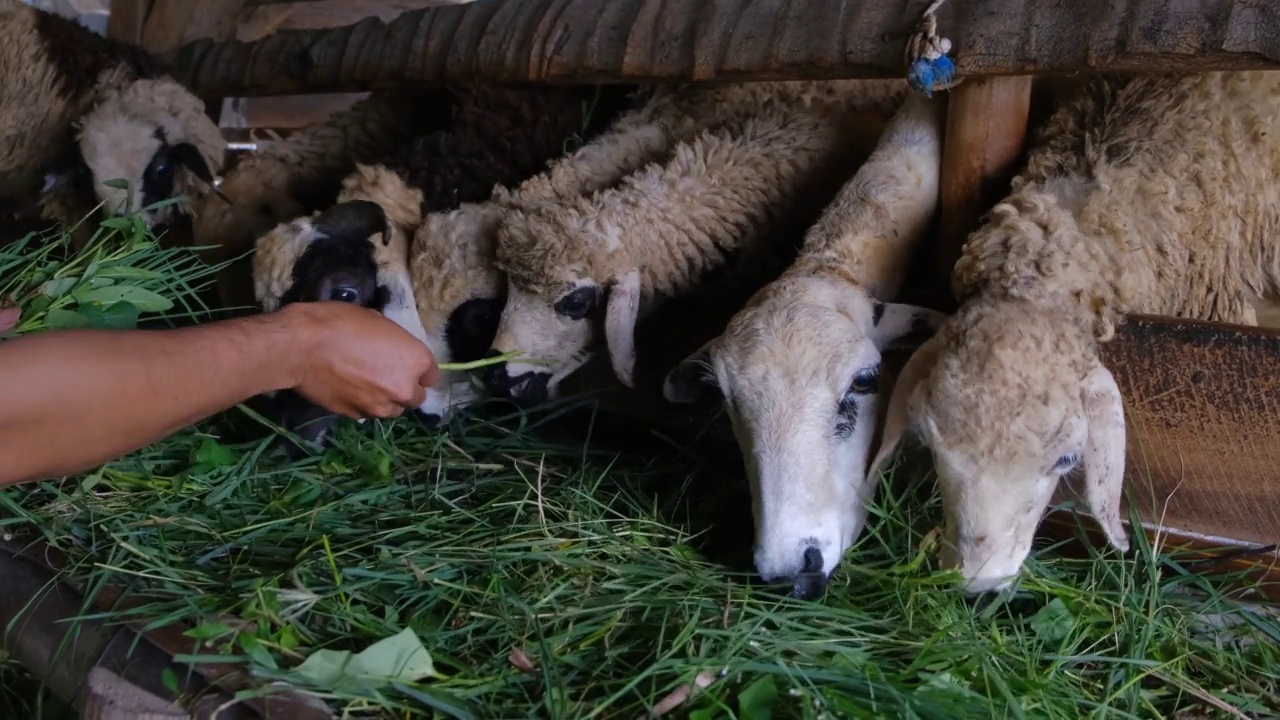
xmin=869 ymin=298 xmax=1129 ymax=595
xmin=664 ymin=274 xmax=944 ymax=599
xmin=252 ymin=185 xmax=441 ymax=450
xmin=410 ymin=202 xmax=508 ymax=416
xmin=485 ymin=203 xmax=643 ymax=406
xmin=64 ymin=77 xmax=225 ymax=231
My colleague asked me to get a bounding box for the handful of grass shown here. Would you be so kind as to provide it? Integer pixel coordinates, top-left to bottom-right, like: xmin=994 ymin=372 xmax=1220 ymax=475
xmin=0 ymin=205 xmax=222 ymax=337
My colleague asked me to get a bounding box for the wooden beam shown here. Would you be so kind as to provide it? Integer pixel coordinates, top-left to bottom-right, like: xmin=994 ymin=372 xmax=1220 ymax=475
xmin=105 ymin=0 xmax=151 ymax=45
xmin=163 ymin=0 xmax=1280 ymax=98
xmin=936 ymin=76 xmax=1033 ymax=282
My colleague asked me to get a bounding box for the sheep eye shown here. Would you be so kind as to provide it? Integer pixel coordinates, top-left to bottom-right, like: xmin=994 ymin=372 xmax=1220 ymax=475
xmin=846 ymin=365 xmax=880 ymax=396
xmin=142 ymin=148 xmax=177 ymax=204
xmin=330 ymin=286 xmax=360 ymax=304
xmin=554 ymin=285 xmax=597 ymax=320
xmin=1052 ymin=453 xmax=1080 ymax=473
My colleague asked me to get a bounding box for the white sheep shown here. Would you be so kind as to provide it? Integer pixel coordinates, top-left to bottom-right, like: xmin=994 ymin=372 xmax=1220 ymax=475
xmin=483 ymin=79 xmax=907 ymax=406
xmin=660 ymin=92 xmax=948 ymax=599
xmin=869 ymin=70 xmax=1280 ymax=595
xmin=1 ymin=0 xmax=224 ymax=245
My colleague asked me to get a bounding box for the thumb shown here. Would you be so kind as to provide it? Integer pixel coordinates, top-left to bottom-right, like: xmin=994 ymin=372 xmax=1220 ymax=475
xmin=0 ymin=306 xmax=20 ymax=334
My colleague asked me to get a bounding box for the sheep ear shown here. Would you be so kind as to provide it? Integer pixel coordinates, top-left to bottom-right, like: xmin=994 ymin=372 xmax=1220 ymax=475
xmin=315 ymin=200 xmax=390 ymax=246
xmin=867 ymin=334 xmax=942 ymax=480
xmin=604 ymin=269 xmax=642 ymax=387
xmin=869 ymin=302 xmax=949 ymax=352
xmin=170 ymin=142 xmax=216 ymax=187
xmin=662 ymin=340 xmax=719 ymax=403
xmin=1079 ymin=364 xmax=1130 ymax=552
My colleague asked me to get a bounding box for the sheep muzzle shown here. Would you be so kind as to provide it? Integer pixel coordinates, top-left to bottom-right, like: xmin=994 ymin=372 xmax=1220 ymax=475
xmin=483 ymin=351 xmax=551 ymax=407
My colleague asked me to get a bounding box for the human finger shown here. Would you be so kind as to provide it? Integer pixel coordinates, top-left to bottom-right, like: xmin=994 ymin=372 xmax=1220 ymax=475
xmin=0 ymin=306 xmax=20 ymax=334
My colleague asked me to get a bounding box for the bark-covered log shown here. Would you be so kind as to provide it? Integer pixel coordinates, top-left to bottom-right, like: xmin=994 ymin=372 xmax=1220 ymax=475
xmin=164 ymin=0 xmax=1280 ymax=98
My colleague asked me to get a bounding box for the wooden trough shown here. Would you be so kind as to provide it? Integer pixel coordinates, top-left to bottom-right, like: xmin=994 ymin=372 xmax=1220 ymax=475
xmin=3 ymin=0 xmax=1280 ymax=716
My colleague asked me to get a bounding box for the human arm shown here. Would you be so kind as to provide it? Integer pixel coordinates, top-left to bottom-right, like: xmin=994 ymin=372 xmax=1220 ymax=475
xmin=0 ymin=302 xmax=438 ymax=486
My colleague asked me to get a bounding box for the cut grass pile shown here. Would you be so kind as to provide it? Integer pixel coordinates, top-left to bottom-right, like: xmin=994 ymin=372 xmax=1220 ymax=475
xmin=1 ymin=222 xmax=1278 ymax=719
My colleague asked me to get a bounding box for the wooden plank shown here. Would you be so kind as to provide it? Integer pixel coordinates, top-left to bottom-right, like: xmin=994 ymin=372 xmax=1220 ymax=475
xmin=936 ymin=76 xmax=1033 ymax=282
xmin=163 ymin=0 xmax=1280 ymax=98
xmin=139 ymin=0 xmax=248 ymax=53
xmin=105 ymin=0 xmax=151 ymax=44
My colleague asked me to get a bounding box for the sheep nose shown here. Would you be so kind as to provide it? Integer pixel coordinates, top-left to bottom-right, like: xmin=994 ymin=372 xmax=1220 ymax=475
xmin=505 ymin=372 xmax=551 ymax=406
xmin=481 ymin=349 xmax=510 ymax=393
xmin=787 ymin=547 xmax=828 ymax=600
xmin=413 ymin=410 xmax=442 ymax=429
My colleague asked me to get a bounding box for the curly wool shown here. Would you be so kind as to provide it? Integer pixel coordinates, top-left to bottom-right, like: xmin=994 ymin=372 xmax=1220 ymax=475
xmin=491 ymin=79 xmax=906 ymax=216
xmin=493 ymin=86 xmax=890 ymax=307
xmin=951 ymin=71 xmax=1280 ymax=340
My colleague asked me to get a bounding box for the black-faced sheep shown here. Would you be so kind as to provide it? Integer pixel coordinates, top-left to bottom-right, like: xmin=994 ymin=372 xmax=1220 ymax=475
xmin=250 ymin=83 xmax=645 ymax=447
xmin=869 ymin=70 xmax=1280 ymax=595
xmin=661 ymin=92 xmax=949 ymax=600
xmin=0 ymin=0 xmax=224 ymax=245
xmin=482 ymin=79 xmax=908 ymax=407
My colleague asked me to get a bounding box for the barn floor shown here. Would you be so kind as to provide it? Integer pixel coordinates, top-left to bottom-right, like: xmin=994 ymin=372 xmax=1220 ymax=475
xmin=2 ymin=223 xmax=1279 ymax=718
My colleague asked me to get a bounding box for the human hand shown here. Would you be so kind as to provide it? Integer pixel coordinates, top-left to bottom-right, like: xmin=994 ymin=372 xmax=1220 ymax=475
xmin=280 ymin=302 xmax=439 ymax=419
xmin=0 ymin=306 xmax=18 ymax=334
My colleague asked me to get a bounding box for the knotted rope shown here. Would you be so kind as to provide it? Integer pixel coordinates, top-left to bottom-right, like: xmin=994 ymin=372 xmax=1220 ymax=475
xmin=904 ymin=0 xmax=961 ymax=97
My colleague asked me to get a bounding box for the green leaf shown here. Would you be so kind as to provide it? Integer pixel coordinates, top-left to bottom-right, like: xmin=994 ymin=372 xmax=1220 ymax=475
xmin=93 ymin=266 xmax=166 ymax=281
xmin=290 ymin=627 xmax=437 ymax=694
xmin=688 ymin=707 xmax=725 ymax=720
xmin=26 ymin=296 xmax=52 ymax=315
xmin=79 ymin=301 xmax=140 ymax=330
xmin=1030 ymin=598 xmax=1075 ymax=642
xmin=185 ymin=622 xmax=236 ymax=641
xmin=239 ymin=632 xmax=279 ymax=670
xmin=102 ymin=178 xmax=130 ymax=190
xmin=99 ymin=216 xmax=134 ymax=230
xmin=72 ymin=285 xmax=172 ymax=313
xmin=161 ymin=668 xmax=179 ymax=696
xmin=194 ymin=438 xmax=236 ymax=468
xmin=43 ymin=308 xmax=90 ymax=329
xmin=737 ymin=675 xmax=778 ymax=720
xmin=389 ymin=683 xmax=477 ymax=720
xmin=41 ymin=277 xmax=78 ymax=299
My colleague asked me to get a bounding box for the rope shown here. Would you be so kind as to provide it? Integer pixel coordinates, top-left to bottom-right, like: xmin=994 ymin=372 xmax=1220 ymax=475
xmin=904 ymin=0 xmax=961 ymax=97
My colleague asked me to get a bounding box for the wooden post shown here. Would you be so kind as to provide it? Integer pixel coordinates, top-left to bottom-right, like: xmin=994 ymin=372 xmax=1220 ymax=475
xmin=935 ymin=76 xmax=1033 ymax=282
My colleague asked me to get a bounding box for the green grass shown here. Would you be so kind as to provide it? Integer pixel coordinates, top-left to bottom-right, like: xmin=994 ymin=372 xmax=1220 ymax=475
xmin=0 ymin=218 xmax=1278 ymax=719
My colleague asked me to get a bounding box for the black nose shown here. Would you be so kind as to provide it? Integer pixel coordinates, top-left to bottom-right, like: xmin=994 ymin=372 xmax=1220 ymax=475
xmin=505 ymin=372 xmax=551 ymax=406
xmin=480 ymin=349 xmax=509 ymax=393
xmin=413 ymin=410 xmax=442 ymax=429
xmin=787 ymin=547 xmax=828 ymax=600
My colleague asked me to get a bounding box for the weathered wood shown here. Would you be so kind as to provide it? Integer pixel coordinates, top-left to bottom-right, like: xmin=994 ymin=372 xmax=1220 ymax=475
xmin=164 ymin=0 xmax=1280 ymax=98
xmin=105 ymin=0 xmax=151 ymax=45
xmin=936 ymin=76 xmax=1033 ymax=281
xmin=0 ymin=539 xmax=334 ymax=720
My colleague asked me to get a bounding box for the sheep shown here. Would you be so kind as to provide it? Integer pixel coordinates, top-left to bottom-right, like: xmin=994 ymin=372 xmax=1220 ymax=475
xmin=482 ymin=79 xmax=908 ymax=407
xmin=249 ymin=83 xmax=645 ymax=447
xmin=192 ymin=89 xmax=457 ymax=310
xmin=1 ymin=0 xmax=224 ymax=245
xmin=659 ymin=92 xmax=949 ymax=600
xmin=867 ymin=70 xmax=1280 ymax=595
